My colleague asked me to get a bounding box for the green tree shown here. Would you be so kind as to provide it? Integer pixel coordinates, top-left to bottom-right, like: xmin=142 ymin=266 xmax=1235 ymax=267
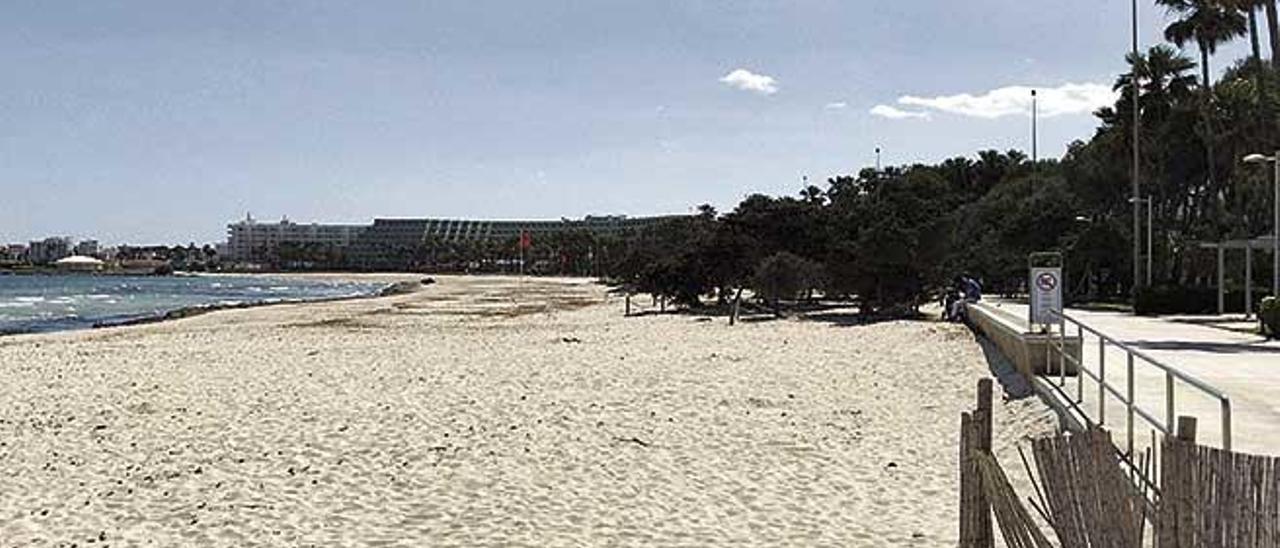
xmin=1160 ymin=0 xmax=1248 ymax=187
xmin=751 ymin=252 xmax=826 ymax=317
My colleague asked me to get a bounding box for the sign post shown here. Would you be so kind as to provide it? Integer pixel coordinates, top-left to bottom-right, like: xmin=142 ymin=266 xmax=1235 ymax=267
xmin=1028 ymin=252 xmax=1064 ymax=330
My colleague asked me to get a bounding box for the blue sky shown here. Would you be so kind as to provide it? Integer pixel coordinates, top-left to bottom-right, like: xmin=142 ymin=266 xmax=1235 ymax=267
xmin=0 ymin=1 xmax=1250 ymax=244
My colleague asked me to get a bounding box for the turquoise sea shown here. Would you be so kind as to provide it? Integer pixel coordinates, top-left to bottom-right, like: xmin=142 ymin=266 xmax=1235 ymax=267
xmin=0 ymin=274 xmax=381 ymax=335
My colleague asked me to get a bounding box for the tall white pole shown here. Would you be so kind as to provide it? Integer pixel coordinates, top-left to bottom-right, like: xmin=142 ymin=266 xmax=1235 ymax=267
xmin=1031 ymin=89 xmax=1038 ymax=166
xmin=1132 ymin=0 xmax=1142 ymax=294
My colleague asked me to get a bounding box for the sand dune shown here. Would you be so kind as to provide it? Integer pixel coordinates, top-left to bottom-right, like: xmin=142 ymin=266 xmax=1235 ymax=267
xmin=0 ymin=275 xmax=1054 ymax=546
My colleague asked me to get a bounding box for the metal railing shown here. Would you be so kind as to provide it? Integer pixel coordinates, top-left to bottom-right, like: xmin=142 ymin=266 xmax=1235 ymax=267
xmin=1043 ymin=309 xmax=1233 ymax=456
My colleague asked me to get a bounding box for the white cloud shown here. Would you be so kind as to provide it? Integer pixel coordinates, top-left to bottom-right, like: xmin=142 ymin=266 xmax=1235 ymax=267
xmin=869 ymin=104 xmax=930 ymax=120
xmin=896 ymin=83 xmax=1116 ymax=119
xmin=824 ymin=101 xmax=849 ymax=110
xmin=719 ymin=68 xmax=779 ymax=95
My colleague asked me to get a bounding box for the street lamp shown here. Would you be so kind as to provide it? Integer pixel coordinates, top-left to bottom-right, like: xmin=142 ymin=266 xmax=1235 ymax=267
xmin=1129 ymin=197 xmax=1153 ymax=286
xmin=1031 ymin=89 xmax=1038 ymax=167
xmin=1242 ymin=151 xmax=1280 ymax=299
xmin=1131 ymin=0 xmax=1142 ymax=295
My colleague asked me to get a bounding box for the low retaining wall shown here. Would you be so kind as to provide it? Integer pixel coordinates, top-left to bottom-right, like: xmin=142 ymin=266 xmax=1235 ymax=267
xmin=965 ymin=301 xmax=1080 ymax=378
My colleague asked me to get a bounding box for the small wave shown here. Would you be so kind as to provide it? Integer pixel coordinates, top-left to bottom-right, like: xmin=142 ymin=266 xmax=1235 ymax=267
xmin=14 ymin=296 xmax=45 ymax=303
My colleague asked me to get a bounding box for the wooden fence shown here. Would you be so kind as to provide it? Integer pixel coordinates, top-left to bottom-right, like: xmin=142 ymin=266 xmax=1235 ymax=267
xmin=960 ymin=378 xmax=996 ymax=548
xmin=959 ymin=380 xmax=1147 ymax=548
xmin=961 ymin=375 xmax=1280 ymax=548
xmin=1158 ymin=418 xmax=1280 ymax=548
xmin=1027 ymin=428 xmax=1147 ymax=547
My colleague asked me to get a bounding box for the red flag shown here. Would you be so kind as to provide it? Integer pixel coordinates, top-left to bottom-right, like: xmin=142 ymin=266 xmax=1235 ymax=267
xmin=520 ymin=231 xmax=532 ymax=250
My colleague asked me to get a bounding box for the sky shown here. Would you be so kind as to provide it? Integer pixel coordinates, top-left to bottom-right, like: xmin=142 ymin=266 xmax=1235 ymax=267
xmin=0 ymin=1 xmax=1253 ymax=244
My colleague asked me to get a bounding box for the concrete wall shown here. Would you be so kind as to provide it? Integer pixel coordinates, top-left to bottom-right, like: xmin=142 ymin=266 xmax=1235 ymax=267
xmin=965 ymin=301 xmax=1079 ymax=378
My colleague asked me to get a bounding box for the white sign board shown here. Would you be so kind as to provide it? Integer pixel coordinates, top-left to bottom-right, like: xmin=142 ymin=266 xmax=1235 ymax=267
xmin=1029 ymin=267 xmax=1062 ymax=326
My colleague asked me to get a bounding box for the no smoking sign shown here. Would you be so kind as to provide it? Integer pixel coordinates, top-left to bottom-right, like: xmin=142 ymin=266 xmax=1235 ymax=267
xmin=1036 ymin=272 xmax=1058 ymax=292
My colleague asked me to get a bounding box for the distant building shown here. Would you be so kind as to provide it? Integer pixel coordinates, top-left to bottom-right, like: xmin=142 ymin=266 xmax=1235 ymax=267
xmin=27 ymin=237 xmax=72 ymax=265
xmin=54 ymin=255 xmax=105 ymax=272
xmin=224 ymin=215 xmax=367 ymax=263
xmin=348 ymin=215 xmax=678 ymax=270
xmin=73 ymin=239 xmax=100 ymax=257
xmin=223 ymin=213 xmax=682 ymax=269
xmin=1 ymin=244 xmax=25 ymax=262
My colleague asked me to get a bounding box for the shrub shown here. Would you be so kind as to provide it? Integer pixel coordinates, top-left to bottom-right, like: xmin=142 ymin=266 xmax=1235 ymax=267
xmin=1261 ymin=297 xmax=1280 ymax=338
xmin=751 ymin=252 xmax=827 ymax=316
xmin=1135 ymin=285 xmax=1268 ymax=316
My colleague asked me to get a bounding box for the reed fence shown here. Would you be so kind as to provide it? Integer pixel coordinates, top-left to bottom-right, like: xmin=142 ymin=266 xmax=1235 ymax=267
xmin=1157 ymin=418 xmax=1280 ymax=548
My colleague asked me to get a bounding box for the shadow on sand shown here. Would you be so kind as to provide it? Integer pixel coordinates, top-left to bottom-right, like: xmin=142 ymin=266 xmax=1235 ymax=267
xmin=973 ymin=331 xmax=1036 ymax=401
xmin=624 ymin=297 xmax=941 ymax=330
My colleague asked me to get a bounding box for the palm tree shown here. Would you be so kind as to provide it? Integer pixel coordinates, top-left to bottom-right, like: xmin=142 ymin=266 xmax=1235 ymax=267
xmin=1159 ymin=0 xmax=1248 ymax=186
xmin=1266 ymin=0 xmax=1280 ymax=67
xmin=1114 ymin=45 xmax=1199 ymax=254
xmin=1116 ymin=45 xmax=1198 ymax=121
xmin=1160 ymin=0 xmax=1247 ymax=90
xmin=1244 ymin=0 xmax=1263 ymax=64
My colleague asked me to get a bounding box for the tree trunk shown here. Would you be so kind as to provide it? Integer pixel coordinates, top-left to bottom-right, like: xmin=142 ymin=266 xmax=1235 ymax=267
xmin=729 ymin=287 xmax=743 ymax=326
xmin=1268 ymin=0 xmax=1280 ymax=68
xmin=1250 ymin=6 xmax=1263 ymax=65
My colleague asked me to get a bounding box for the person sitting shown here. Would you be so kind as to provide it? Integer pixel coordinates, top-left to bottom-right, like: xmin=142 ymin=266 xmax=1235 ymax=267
xmin=944 ymin=276 xmax=967 ymax=321
xmin=960 ymin=275 xmax=982 ymax=302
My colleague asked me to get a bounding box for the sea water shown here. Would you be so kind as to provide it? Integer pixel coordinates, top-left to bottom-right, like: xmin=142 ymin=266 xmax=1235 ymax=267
xmin=0 ymin=275 xmax=382 ymax=335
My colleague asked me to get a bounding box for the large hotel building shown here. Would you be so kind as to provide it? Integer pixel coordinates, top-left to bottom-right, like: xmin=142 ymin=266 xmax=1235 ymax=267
xmin=224 ymin=214 xmax=680 ymax=268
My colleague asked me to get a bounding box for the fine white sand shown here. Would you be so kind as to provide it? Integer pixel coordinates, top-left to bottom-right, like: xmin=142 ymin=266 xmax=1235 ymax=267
xmin=0 ymin=275 xmax=1055 ymax=546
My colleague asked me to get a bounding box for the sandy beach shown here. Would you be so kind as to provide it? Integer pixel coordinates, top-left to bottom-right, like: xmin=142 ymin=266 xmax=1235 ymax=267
xmin=0 ymin=275 xmax=1055 ymax=546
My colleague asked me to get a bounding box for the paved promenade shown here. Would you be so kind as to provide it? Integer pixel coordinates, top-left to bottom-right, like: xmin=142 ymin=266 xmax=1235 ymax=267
xmin=985 ymin=299 xmax=1280 ymax=456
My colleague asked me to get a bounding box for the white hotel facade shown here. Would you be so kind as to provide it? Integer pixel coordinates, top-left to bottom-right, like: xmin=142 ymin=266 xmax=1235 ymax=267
xmin=224 ymin=215 xmax=367 ymax=262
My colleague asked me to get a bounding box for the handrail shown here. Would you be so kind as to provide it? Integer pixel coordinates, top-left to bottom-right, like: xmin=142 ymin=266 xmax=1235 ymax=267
xmin=1043 ymin=308 xmax=1233 ymax=453
xmin=1049 ymin=310 xmax=1230 ymax=401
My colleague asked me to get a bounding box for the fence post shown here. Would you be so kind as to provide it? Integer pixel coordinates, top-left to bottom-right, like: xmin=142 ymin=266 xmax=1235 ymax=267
xmin=975 ymin=379 xmax=994 ymax=548
xmin=1174 ymin=416 xmax=1197 ymax=548
xmin=1176 ymin=416 xmax=1197 ymax=443
xmin=1158 ymin=417 xmax=1198 ymax=548
xmin=625 ymin=293 xmax=631 ymax=317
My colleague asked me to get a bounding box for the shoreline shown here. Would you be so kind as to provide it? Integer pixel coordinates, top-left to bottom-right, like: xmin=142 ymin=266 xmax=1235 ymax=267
xmin=0 ymin=274 xmax=425 ymax=338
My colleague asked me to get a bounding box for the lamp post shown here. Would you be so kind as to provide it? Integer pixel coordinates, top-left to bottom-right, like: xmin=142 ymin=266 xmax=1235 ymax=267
xmin=1031 ymin=89 xmax=1038 ymax=166
xmin=1131 ymin=0 xmax=1142 ymax=295
xmin=1243 ymin=151 xmax=1280 ymax=299
xmin=1129 ymin=196 xmax=1153 ymax=286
